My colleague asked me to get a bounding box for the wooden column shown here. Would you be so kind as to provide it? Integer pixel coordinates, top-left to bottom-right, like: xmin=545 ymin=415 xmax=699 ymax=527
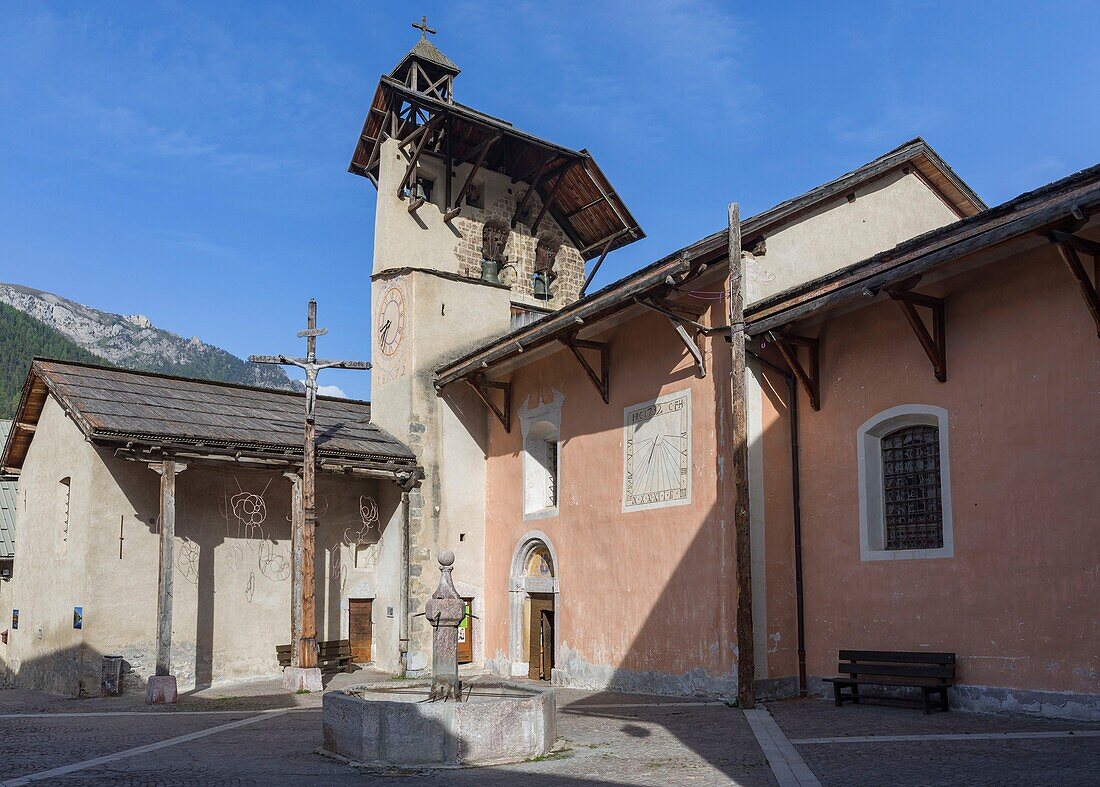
xmin=285 ymin=472 xmax=304 ymax=668
xmin=726 ymin=203 xmax=755 ymax=709
xmin=153 ymin=459 xmax=184 ymax=677
xmin=300 ymin=418 xmax=318 ymax=669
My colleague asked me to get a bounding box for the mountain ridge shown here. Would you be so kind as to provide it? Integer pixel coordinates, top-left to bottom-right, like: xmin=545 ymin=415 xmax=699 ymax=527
xmin=0 ymin=282 xmax=300 ymax=418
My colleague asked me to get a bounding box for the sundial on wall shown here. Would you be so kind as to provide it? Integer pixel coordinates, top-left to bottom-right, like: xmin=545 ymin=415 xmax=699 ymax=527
xmin=377 ymin=287 xmax=406 ymax=357
xmin=623 ymin=390 xmax=692 ymax=512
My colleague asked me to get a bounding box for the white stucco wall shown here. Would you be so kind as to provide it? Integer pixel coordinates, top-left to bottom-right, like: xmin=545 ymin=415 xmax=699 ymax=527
xmin=745 ymin=169 xmax=962 ymax=304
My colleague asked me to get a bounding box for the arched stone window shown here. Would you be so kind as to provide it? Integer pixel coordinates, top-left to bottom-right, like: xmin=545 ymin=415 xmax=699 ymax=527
xmin=519 ymin=391 xmax=563 ymax=520
xmin=524 ymin=420 xmax=559 ymax=516
xmin=857 ymin=405 xmax=954 ymax=561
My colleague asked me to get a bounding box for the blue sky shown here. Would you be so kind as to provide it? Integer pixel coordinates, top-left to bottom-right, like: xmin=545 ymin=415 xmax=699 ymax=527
xmin=1 ymin=1 xmax=1097 ymax=400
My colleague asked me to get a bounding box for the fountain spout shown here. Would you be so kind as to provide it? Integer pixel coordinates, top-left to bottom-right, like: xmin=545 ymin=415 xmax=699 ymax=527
xmin=424 ymin=550 xmax=466 ymax=701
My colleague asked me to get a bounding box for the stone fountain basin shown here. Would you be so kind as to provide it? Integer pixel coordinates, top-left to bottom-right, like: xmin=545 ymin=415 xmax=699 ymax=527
xmin=322 ymin=679 xmax=556 ymax=768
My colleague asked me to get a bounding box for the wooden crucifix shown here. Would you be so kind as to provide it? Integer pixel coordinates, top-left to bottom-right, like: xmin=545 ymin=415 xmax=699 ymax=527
xmin=250 ymin=299 xmax=370 ymax=670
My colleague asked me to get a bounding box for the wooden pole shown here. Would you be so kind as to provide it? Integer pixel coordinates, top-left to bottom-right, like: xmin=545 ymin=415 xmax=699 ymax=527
xmin=248 ymin=299 xmax=371 ymax=676
xmin=285 ymin=472 xmax=304 ymax=668
xmin=155 ymin=459 xmax=178 ymax=677
xmin=300 ymin=417 xmax=318 ymax=669
xmin=726 ymin=203 xmax=755 ymax=709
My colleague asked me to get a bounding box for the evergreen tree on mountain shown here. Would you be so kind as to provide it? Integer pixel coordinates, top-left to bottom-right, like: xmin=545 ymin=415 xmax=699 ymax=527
xmin=0 ymin=301 xmax=105 ymax=418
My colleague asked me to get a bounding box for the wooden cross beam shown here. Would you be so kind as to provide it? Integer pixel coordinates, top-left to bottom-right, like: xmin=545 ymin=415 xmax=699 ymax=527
xmin=249 ymin=299 xmax=371 ymax=672
xmin=512 ymin=159 xmax=570 ymax=228
xmin=1046 ymin=231 xmax=1100 ymax=339
xmin=888 ymin=287 xmax=947 ymax=381
xmin=412 ymin=15 xmax=437 ymax=37
xmin=772 ymin=333 xmax=820 ymax=411
xmin=530 ymin=164 xmax=573 ymax=234
xmin=396 ymin=113 xmax=443 ymax=199
xmin=560 ymin=335 xmax=610 ymax=403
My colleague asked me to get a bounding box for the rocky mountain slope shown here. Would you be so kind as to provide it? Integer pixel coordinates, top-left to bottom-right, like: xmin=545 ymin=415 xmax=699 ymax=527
xmin=0 ymin=283 xmax=298 ymax=411
xmin=0 ymin=300 xmax=106 ymax=418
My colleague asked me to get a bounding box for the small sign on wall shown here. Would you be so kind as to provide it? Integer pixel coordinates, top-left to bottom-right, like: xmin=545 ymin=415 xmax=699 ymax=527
xmin=73 ymin=607 xmax=83 ymax=630
xmin=11 ymin=609 xmax=17 ymax=630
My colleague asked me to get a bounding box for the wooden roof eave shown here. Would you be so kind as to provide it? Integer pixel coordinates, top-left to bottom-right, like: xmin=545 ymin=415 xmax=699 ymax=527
xmin=1 ymin=362 xmax=100 ymax=474
xmin=90 ymin=429 xmax=417 ymax=467
xmin=348 ymin=78 xmax=643 ymax=258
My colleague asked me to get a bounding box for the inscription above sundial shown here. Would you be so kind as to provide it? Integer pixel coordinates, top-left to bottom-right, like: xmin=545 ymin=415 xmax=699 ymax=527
xmin=623 ymin=390 xmax=692 ymax=512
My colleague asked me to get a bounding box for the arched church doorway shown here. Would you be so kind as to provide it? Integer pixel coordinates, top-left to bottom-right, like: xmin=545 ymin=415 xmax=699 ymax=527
xmin=509 ymin=532 xmax=558 ymax=682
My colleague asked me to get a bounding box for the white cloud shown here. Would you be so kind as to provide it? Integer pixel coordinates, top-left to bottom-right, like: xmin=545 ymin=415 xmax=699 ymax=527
xmin=317 ymin=384 xmax=347 ymax=399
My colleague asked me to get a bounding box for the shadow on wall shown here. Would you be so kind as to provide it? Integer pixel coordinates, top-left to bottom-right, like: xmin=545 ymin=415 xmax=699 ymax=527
xmin=55 ymin=457 xmax=395 ymax=696
xmin=464 ymin=312 xmax=802 ymax=783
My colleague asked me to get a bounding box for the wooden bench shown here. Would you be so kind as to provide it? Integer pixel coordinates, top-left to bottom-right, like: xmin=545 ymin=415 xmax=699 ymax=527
xmin=824 ymin=650 xmax=955 ymax=714
xmin=276 ymin=639 xmax=354 ymax=676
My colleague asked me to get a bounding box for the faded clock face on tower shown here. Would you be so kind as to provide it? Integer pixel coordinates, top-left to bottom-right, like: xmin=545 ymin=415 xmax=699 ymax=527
xmin=377 ymin=287 xmax=406 ymax=357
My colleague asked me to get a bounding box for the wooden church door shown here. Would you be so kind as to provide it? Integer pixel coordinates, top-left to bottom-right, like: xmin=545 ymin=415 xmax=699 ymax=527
xmin=349 ymin=598 xmax=373 ymax=664
xmin=528 ymin=594 xmax=555 ymax=680
xmin=457 ymin=598 xmax=473 ymax=664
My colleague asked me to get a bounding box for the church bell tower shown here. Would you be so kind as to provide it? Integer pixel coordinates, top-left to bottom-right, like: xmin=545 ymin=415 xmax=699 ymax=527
xmin=347 ymin=18 xmax=643 ymax=674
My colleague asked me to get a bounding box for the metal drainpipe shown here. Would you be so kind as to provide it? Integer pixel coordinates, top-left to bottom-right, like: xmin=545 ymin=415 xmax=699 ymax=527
xmin=399 ymin=489 xmax=411 ymax=677
xmin=747 ymin=349 xmax=807 ymax=697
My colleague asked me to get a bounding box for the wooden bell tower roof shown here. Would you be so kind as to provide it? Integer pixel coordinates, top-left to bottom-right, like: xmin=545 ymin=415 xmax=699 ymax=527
xmin=349 ymin=20 xmax=644 ymax=261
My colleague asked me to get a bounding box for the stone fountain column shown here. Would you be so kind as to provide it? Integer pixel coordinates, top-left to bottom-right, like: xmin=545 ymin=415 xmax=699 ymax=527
xmin=425 ymin=550 xmax=466 ymax=701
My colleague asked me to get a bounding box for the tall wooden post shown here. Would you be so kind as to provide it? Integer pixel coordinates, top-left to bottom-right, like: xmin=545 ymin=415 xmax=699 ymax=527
xmin=155 ymin=458 xmax=177 ymax=677
xmin=300 ymin=406 xmax=319 ymax=669
xmin=727 ymin=203 xmax=755 ymax=709
xmin=249 ymin=299 xmax=371 ymax=685
xmin=285 ymin=472 xmax=304 ymax=668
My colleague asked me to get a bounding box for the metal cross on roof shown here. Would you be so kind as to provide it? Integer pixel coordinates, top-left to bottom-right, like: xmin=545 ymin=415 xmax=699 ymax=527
xmin=412 ymin=15 xmax=436 ymax=37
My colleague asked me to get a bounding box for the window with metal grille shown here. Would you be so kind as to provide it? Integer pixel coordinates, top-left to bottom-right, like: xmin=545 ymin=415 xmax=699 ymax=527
xmin=881 ymin=425 xmax=943 ymax=550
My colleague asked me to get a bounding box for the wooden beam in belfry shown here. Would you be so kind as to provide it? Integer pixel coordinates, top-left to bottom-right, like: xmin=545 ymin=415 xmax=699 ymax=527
xmin=530 ymin=164 xmax=572 ymax=234
xmin=396 ymin=113 xmax=442 ymax=199
xmin=889 ymin=288 xmax=947 ymax=381
xmin=446 ymin=132 xmax=501 ymax=221
xmin=726 ymin=203 xmax=755 ymax=709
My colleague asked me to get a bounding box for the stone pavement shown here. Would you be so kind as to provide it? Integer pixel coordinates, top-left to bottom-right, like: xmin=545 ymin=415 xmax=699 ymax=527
xmin=0 ymin=676 xmax=1097 ymax=785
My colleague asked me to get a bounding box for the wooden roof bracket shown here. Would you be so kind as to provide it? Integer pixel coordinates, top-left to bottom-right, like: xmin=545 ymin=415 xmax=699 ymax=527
xmin=560 ymin=335 xmax=610 ymax=403
xmin=669 ymin=318 xmax=706 ymax=377
xmin=634 ymin=297 xmax=710 ymax=377
xmin=1046 ymin=229 xmax=1100 ymax=339
xmin=888 ymin=283 xmax=947 ymax=382
xmin=466 ymin=375 xmax=511 ymax=432
xmin=770 ymin=332 xmax=820 ymax=411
